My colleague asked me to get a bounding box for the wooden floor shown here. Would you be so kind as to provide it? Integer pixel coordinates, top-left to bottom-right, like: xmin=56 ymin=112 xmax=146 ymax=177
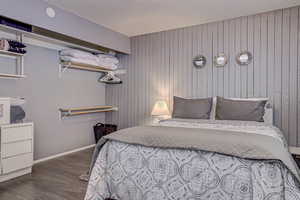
xmin=0 ymin=148 xmax=93 ymax=200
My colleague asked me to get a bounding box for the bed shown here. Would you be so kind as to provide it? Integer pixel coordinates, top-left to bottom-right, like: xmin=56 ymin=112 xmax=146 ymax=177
xmin=85 ymin=97 xmax=300 ymax=200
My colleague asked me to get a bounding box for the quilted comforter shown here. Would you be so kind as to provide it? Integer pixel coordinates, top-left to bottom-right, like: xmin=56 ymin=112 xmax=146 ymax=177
xmin=85 ymin=119 xmax=300 ymax=200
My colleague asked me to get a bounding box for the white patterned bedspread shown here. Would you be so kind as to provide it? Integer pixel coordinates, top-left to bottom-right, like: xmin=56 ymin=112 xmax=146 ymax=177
xmin=85 ymin=120 xmax=300 ymax=200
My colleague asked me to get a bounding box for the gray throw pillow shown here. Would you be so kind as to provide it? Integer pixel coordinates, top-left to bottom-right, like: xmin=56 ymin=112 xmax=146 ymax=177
xmin=172 ymin=96 xmax=212 ymax=119
xmin=215 ymin=96 xmax=267 ymax=122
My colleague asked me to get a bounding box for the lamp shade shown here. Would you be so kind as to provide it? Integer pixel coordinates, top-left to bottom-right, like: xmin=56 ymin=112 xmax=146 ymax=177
xmin=151 ymin=100 xmax=170 ymax=116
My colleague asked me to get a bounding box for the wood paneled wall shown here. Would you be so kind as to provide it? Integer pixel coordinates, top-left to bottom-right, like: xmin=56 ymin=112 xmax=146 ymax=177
xmin=106 ymin=6 xmax=300 ymax=146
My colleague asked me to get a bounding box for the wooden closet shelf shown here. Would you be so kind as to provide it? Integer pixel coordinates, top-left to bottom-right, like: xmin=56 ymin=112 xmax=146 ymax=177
xmin=60 ymin=61 xmax=113 ymax=73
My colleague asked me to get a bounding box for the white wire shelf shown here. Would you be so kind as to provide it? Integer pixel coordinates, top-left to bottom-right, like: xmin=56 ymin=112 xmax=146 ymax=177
xmin=0 ymin=27 xmax=25 ymax=79
xmin=0 ymin=49 xmax=25 ymax=57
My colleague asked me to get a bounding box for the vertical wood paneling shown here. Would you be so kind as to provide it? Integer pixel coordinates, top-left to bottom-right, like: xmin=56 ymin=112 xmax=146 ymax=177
xmin=247 ymin=15 xmax=255 ymax=97
xmin=253 ymin=14 xmax=261 ymax=97
xmin=229 ymin=19 xmax=236 ymax=97
xmin=217 ymin=22 xmax=224 ymax=96
xmin=224 ymin=21 xmax=230 ymax=97
xmin=298 ymin=7 xmax=300 ymax=145
xmin=169 ymin=30 xmax=176 ymax=112
xmin=282 ymin=9 xmax=290 ymax=141
xmin=207 ymin=24 xmax=214 ymax=97
xmin=136 ymin=36 xmax=143 ymax=125
xmin=192 ymin=26 xmax=202 ymax=97
xmin=235 ymin=18 xmax=241 ymax=97
xmin=260 ymin=14 xmax=268 ymax=97
xmin=241 ymin=17 xmax=248 ymax=98
xmin=107 ymin=6 xmax=300 ymax=147
xmin=274 ymin=10 xmax=283 ymax=129
xmin=130 ymin=38 xmax=136 ymax=127
xmin=212 ymin=23 xmax=218 ymax=96
xmin=289 ymin=8 xmax=298 ymax=146
xmin=267 ymin=12 xmax=275 ymax=103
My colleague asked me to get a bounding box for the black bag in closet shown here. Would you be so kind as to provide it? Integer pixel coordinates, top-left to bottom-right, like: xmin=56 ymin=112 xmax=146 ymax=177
xmin=93 ymin=123 xmax=117 ymax=143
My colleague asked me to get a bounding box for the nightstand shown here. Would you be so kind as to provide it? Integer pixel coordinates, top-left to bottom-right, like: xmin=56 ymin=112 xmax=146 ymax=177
xmin=0 ymin=122 xmax=34 ymax=182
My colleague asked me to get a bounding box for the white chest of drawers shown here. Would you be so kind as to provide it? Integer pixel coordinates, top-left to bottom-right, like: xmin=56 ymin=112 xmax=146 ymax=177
xmin=0 ymin=122 xmax=34 ymax=182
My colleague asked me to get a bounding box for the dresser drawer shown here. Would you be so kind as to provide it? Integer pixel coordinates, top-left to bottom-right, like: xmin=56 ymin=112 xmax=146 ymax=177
xmin=2 ymin=153 xmax=33 ymax=174
xmin=1 ymin=125 xmax=33 ymax=143
xmin=2 ymin=140 xmax=32 ymax=158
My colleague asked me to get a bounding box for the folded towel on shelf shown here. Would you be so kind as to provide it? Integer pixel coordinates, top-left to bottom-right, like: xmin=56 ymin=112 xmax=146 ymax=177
xmin=60 ymin=49 xmax=98 ymax=61
xmin=97 ymin=54 xmax=119 ymax=64
xmin=60 ymin=49 xmax=120 ymax=70
xmin=97 ymin=54 xmax=119 ymax=70
xmin=60 ymin=56 xmax=100 ymax=66
xmin=97 ymin=61 xmax=118 ymax=70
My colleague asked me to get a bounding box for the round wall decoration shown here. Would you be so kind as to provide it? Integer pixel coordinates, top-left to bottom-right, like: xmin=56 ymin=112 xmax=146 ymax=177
xmin=214 ymin=53 xmax=228 ymax=67
xmin=193 ymin=55 xmax=206 ymax=68
xmin=236 ymin=51 xmax=252 ymax=65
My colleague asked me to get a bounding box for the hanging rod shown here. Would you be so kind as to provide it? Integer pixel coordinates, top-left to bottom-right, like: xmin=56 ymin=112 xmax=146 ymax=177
xmin=59 ymin=106 xmax=118 ymax=118
xmin=60 ymin=105 xmax=114 ymax=112
xmin=60 ymin=61 xmax=113 ymax=73
xmin=0 ymin=73 xmax=26 ymax=79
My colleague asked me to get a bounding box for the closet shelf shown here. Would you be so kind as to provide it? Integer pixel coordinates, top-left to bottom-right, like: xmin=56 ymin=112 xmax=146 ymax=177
xmin=60 ymin=61 xmax=113 ymax=73
xmin=0 ymin=50 xmax=24 ymax=57
xmin=0 ymin=73 xmax=26 ymax=79
xmin=59 ymin=105 xmax=118 ymax=118
xmin=0 ymin=30 xmax=25 ymax=79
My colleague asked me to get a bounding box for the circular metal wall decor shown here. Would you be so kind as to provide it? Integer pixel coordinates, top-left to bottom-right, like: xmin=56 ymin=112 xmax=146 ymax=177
xmin=193 ymin=55 xmax=206 ymax=68
xmin=236 ymin=51 xmax=252 ymax=65
xmin=214 ymin=53 xmax=228 ymax=67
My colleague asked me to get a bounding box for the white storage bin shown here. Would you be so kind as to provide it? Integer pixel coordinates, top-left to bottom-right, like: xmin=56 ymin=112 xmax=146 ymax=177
xmin=0 ymin=98 xmax=10 ymax=125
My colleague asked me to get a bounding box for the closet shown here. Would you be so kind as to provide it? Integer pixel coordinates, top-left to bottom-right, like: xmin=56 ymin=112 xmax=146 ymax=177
xmin=0 ymin=23 xmax=122 ymax=117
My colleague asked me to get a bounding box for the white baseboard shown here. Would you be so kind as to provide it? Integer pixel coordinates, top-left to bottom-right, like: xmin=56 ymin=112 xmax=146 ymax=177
xmin=0 ymin=167 xmax=32 ymax=183
xmin=34 ymin=144 xmax=95 ymax=164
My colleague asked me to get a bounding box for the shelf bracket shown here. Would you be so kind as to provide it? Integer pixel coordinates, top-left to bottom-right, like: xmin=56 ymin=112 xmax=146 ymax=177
xmin=59 ymin=62 xmax=71 ymax=78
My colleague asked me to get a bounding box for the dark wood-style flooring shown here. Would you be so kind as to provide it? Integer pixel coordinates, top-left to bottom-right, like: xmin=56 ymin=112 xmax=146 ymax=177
xmin=0 ymin=148 xmax=93 ymax=200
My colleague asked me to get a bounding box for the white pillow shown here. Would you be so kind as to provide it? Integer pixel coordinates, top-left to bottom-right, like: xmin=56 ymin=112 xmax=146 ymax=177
xmin=210 ymin=97 xmax=273 ymax=124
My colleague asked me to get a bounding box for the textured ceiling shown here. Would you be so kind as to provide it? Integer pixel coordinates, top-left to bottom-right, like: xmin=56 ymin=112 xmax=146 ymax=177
xmin=45 ymin=0 xmax=300 ymax=36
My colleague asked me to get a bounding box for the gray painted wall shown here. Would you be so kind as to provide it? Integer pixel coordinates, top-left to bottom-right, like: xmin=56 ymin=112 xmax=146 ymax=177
xmin=106 ymin=6 xmax=300 ymax=147
xmin=0 ymin=44 xmax=106 ymax=160
xmin=1 ymin=0 xmax=130 ymax=54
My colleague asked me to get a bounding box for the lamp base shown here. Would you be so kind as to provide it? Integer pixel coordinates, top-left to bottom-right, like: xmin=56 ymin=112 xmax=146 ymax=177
xmin=151 ymin=115 xmax=170 ymax=125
